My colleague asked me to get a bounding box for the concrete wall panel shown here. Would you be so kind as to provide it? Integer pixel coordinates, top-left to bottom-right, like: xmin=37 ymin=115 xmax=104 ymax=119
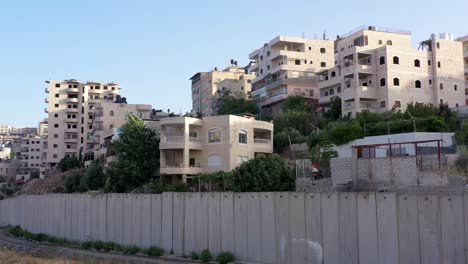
xmin=376 ymin=192 xmax=399 ymax=264
xmin=150 ymin=194 xmax=162 ymax=247
xmin=275 ymin=192 xmax=291 ymax=264
xmin=97 ymin=194 xmax=107 ymax=241
xmin=71 ymin=195 xmax=79 ymax=241
xmin=208 ymin=193 xmax=221 ymax=256
xmin=106 ymin=194 xmax=116 ymax=242
xmin=184 ymin=193 xmax=197 ymax=255
xmin=83 ymin=195 xmax=91 ymax=241
xmin=131 ymin=194 xmax=142 ymax=246
xmin=338 ymin=192 xmax=358 ymax=264
xmin=220 ymin=192 xmax=234 ymax=253
xmin=233 ymin=193 xmax=248 ymax=261
xmin=290 ymin=192 xmax=307 ymax=264
xmin=162 ymin=192 xmax=174 ymax=252
xmin=260 ymin=192 xmax=276 ymax=264
xmin=141 ymin=194 xmax=152 ymax=248
xmin=196 ymin=193 xmax=209 ymax=252
xmin=397 ymin=194 xmax=420 ymax=264
xmin=418 ymin=194 xmax=442 ymax=264
xmin=321 ymin=192 xmax=340 ymax=264
xmin=464 ymin=193 xmax=468 ymax=264
xmin=305 ymin=192 xmax=322 ymax=264
xmin=78 ymin=194 xmax=86 ymax=241
xmin=90 ymin=194 xmax=100 ymax=241
xmin=65 ymin=195 xmax=73 ymax=240
xmin=113 ymin=194 xmax=125 ymax=245
xmin=246 ymin=193 xmax=262 ymax=263
xmin=123 ymin=194 xmax=133 ymax=245
xmin=173 ymin=192 xmax=185 ymax=256
xmin=440 ymin=194 xmax=466 ymax=264
xmin=357 ymin=193 xmax=378 ymax=264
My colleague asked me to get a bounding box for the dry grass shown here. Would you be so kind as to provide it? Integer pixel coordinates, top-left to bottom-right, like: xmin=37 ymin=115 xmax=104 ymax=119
xmin=0 ymin=248 xmax=106 ymax=264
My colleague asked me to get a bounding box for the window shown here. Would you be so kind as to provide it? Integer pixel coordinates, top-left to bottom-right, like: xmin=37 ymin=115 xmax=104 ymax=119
xmin=267 ymin=65 xmax=270 ymax=70
xmin=237 ymin=156 xmax=249 ymax=165
xmin=436 ymin=42 xmax=440 ymax=49
xmin=267 ymin=51 xmax=270 ymax=56
xmin=320 ymin=48 xmax=326 ymax=53
xmin=55 ymin=84 xmax=60 ymax=88
xmin=308 ymin=47 xmax=311 ymax=50
xmin=429 ymin=79 xmax=432 ymax=85
xmin=208 ymin=155 xmax=222 ymax=167
xmin=394 ymin=101 xmax=401 ymax=108
xmin=414 ymin=59 xmax=420 ymax=67
xmin=378 ymin=40 xmax=383 ymax=44
xmin=454 ymin=84 xmax=458 ymax=91
xmin=325 ymin=91 xmax=329 ymax=96
xmin=295 ymin=60 xmax=301 ymax=65
xmin=393 ymin=78 xmax=400 ymax=86
xmin=380 ymin=101 xmax=386 ymax=108
xmin=321 ymin=62 xmax=326 ymax=67
xmin=337 ymin=87 xmax=341 ymax=93
xmin=331 ymin=71 xmax=336 ymax=77
xmin=55 ymin=94 xmax=59 ymax=98
xmin=329 ymin=89 xmax=334 ymax=95
xmin=54 ymin=124 xmax=58 ymax=128
xmin=379 ymin=56 xmax=385 ymax=65
xmin=387 ymin=40 xmax=392 ymax=45
xmin=208 ymin=129 xmax=221 ymax=143
xmin=438 ymin=61 xmax=441 ymax=68
xmin=54 ymin=134 xmax=58 ymax=138
xmin=54 ymin=114 xmax=58 ymax=118
xmin=440 ymin=99 xmax=443 ymax=104
xmin=238 ymin=130 xmax=247 ymax=144
xmin=393 ymin=56 xmax=399 ymax=64
xmin=380 ymin=78 xmax=386 ymax=87
xmin=415 ymin=80 xmax=421 ymax=88
xmin=53 ymin=154 xmax=57 ymax=159
xmin=440 ymin=83 xmax=444 ymax=90
xmin=309 ymin=89 xmax=314 ymax=96
xmin=53 ymin=144 xmax=58 ymax=148
xmin=54 ymin=104 xmax=59 ymax=108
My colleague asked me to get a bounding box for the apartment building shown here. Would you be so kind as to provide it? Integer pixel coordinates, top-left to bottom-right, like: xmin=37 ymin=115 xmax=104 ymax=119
xmin=44 ymin=79 xmax=120 ymax=167
xmin=0 ymin=159 xmax=18 ymax=179
xmin=191 ymin=64 xmax=254 ymax=117
xmin=90 ymin=101 xmax=152 ymax=163
xmin=248 ymin=36 xmax=335 ymax=117
xmin=456 ymin=35 xmax=468 ymax=105
xmin=319 ymin=26 xmax=465 ymax=118
xmin=0 ymin=125 xmax=12 ymax=135
xmin=159 ymin=114 xmax=273 ymax=182
xmin=37 ymin=119 xmax=48 ymax=137
xmin=16 ymin=136 xmax=47 ymax=181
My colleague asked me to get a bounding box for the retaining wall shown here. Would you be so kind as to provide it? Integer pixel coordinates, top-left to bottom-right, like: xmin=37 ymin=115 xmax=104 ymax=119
xmin=1 ymin=192 xmax=468 ymax=264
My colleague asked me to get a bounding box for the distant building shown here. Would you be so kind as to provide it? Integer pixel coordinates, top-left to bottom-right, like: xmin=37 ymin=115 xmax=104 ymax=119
xmin=0 ymin=159 xmax=18 ymax=179
xmin=37 ymin=119 xmax=48 ymax=137
xmin=159 ymin=114 xmax=273 ymax=182
xmin=248 ymin=36 xmax=335 ymax=117
xmin=0 ymin=125 xmax=12 ymax=135
xmin=16 ymin=136 xmax=47 ymax=181
xmin=456 ymin=34 xmax=468 ymax=105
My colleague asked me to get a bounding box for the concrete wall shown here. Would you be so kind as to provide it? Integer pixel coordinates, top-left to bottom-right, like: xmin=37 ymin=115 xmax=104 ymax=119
xmin=1 ymin=192 xmax=468 ymax=264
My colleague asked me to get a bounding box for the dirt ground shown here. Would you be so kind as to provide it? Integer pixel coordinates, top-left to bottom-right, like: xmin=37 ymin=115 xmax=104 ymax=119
xmin=0 ymin=248 xmax=103 ymax=264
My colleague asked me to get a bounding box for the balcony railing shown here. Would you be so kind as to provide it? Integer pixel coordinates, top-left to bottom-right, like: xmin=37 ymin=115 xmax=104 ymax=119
xmin=254 ymin=138 xmax=271 ymax=144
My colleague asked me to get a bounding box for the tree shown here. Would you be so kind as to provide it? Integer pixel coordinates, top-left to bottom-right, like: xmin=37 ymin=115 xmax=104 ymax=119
xmin=64 ymin=171 xmax=86 ymax=193
xmin=455 ymin=123 xmax=468 ymax=145
xmin=282 ymin=96 xmax=308 ymax=112
xmin=58 ymin=156 xmax=81 ymax=172
xmin=217 ymin=96 xmax=258 ymax=116
xmin=273 ymin=128 xmax=307 ymax=151
xmin=274 ymin=110 xmax=318 ymax=136
xmin=232 ymin=154 xmax=295 ymax=192
xmin=329 ymin=120 xmax=363 ymax=146
xmin=83 ymin=161 xmax=106 ymax=190
xmin=324 ymin=96 xmax=341 ymax=121
xmin=105 ymin=113 xmax=160 ymax=192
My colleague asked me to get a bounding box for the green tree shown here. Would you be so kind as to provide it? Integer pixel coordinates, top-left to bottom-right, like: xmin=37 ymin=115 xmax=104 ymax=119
xmin=274 ymin=110 xmax=318 ymax=136
xmin=232 ymin=154 xmax=295 ymax=192
xmin=455 ymin=123 xmax=468 ymax=145
xmin=323 ymin=96 xmax=342 ymax=121
xmin=217 ymin=96 xmax=258 ymax=116
xmin=105 ymin=113 xmax=160 ymax=192
xmin=329 ymin=120 xmax=363 ymax=146
xmin=273 ymin=128 xmax=307 ymax=151
xmin=64 ymin=171 xmax=86 ymax=193
xmin=83 ymin=162 xmax=106 ymax=190
xmin=282 ymin=95 xmax=308 ymax=112
xmin=58 ymin=156 xmax=82 ymax=172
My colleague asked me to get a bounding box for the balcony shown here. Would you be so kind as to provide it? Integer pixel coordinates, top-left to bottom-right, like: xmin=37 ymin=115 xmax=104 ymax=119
xmin=66 ymin=118 xmax=78 ymax=123
xmin=357 ymin=86 xmax=378 ymax=99
xmin=160 ymin=136 xmax=203 ymax=150
xmin=342 ymin=87 xmax=356 ymax=101
xmin=45 ymin=87 xmax=49 ymax=93
xmin=358 ymin=101 xmax=378 ymax=111
xmin=44 ymin=108 xmax=48 ymax=113
xmin=344 ymin=101 xmax=355 ymax=110
xmin=65 ymin=128 xmax=78 ymax=133
xmin=160 ymin=166 xmax=204 ymax=175
xmin=357 ymin=64 xmax=374 ymax=74
xmin=66 ymin=87 xmax=79 ymax=93
xmin=66 ymin=98 xmax=79 ymax=103
xmin=45 ymin=98 xmax=49 ymax=103
xmin=66 ymin=107 xmax=78 ymax=113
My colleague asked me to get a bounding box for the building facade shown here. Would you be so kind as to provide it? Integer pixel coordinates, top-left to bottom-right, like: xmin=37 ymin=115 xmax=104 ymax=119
xmin=159 ymin=114 xmax=273 ymax=182
xmin=16 ymin=136 xmax=47 ymax=181
xmin=319 ymin=26 xmax=465 ymax=118
xmin=44 ymin=79 xmax=121 ymax=167
xmin=0 ymin=159 xmax=18 ymax=179
xmin=456 ymin=35 xmax=468 ymax=105
xmin=248 ymin=36 xmax=335 ymax=117
xmin=191 ymin=65 xmax=254 ymax=117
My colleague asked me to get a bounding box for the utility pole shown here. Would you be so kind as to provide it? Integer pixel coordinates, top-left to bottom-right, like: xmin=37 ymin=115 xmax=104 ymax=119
xmin=407 ymin=111 xmax=416 ymax=133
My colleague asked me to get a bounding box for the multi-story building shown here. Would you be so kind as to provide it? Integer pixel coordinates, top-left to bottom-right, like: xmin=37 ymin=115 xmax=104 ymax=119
xmin=37 ymin=119 xmax=48 ymax=138
xmin=319 ymin=26 xmax=465 ymax=118
xmin=44 ymin=79 xmax=121 ymax=167
xmin=159 ymin=114 xmax=273 ymax=182
xmin=16 ymin=136 xmax=47 ymax=181
xmin=456 ymin=35 xmax=468 ymax=105
xmin=0 ymin=159 xmax=18 ymax=179
xmin=248 ymin=36 xmax=335 ymax=117
xmin=190 ymin=65 xmax=254 ymax=117
xmin=0 ymin=125 xmax=12 ymax=135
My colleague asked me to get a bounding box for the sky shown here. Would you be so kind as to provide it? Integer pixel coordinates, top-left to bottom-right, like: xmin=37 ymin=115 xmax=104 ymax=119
xmin=1 ymin=0 xmax=467 ymax=127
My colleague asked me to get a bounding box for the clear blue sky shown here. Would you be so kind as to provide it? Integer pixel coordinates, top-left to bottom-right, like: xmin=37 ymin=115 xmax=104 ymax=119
xmin=1 ymin=0 xmax=467 ymax=127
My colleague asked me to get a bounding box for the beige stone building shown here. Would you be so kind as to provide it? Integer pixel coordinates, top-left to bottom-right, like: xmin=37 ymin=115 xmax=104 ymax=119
xmin=0 ymin=125 xmax=12 ymax=135
xmin=44 ymin=79 xmax=121 ymax=167
xmin=456 ymin=34 xmax=468 ymax=105
xmin=0 ymin=159 xmax=18 ymax=179
xmin=159 ymin=114 xmax=273 ymax=182
xmin=37 ymin=119 xmax=48 ymax=138
xmin=16 ymin=136 xmax=47 ymax=181
xmin=191 ymin=65 xmax=254 ymax=117
xmin=248 ymin=36 xmax=335 ymax=117
xmin=319 ymin=26 xmax=466 ymax=118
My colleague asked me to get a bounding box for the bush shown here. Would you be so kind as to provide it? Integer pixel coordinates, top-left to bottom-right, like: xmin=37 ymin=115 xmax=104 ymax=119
xmin=81 ymin=241 xmax=93 ymax=249
xmin=191 ymin=252 xmax=199 ymax=260
xmin=232 ymin=154 xmax=295 ymax=192
xmin=83 ymin=163 xmax=106 ymax=190
xmin=144 ymin=246 xmax=165 ymax=257
xmin=200 ymin=249 xmax=212 ymax=263
xmin=329 ymin=121 xmax=363 ymax=145
xmin=455 ymin=152 xmax=468 ymax=174
xmin=121 ymin=245 xmax=140 ymax=255
xmin=274 ymin=128 xmax=307 ymax=151
xmin=58 ymin=156 xmax=81 ymax=172
xmin=64 ymin=171 xmax=85 ymax=193
xmin=216 ymin=252 xmax=235 ymax=264
xmin=8 ymin=225 xmax=24 ymax=237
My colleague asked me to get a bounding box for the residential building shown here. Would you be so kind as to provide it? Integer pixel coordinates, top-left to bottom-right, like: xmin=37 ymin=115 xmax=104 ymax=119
xmin=37 ymin=119 xmax=48 ymax=137
xmin=191 ymin=64 xmax=254 ymax=117
xmin=248 ymin=36 xmax=335 ymax=117
xmin=0 ymin=144 xmax=12 ymax=160
xmin=16 ymin=136 xmax=47 ymax=181
xmin=44 ymin=79 xmax=120 ymax=167
xmin=0 ymin=159 xmax=18 ymax=179
xmin=456 ymin=34 xmax=468 ymax=105
xmin=319 ymin=26 xmax=465 ymax=118
xmin=159 ymin=114 xmax=273 ymax=182
xmin=0 ymin=125 xmax=12 ymax=135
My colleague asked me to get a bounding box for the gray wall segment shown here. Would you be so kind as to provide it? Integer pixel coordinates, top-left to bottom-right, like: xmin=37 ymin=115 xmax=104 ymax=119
xmin=162 ymin=192 xmax=174 ymax=252
xmin=246 ymin=192 xmax=262 ymax=263
xmin=260 ymin=192 xmax=276 ymax=264
xmin=131 ymin=194 xmax=142 ymax=246
xmin=357 ymin=192 xmax=379 ymax=264
xmin=65 ymin=194 xmax=73 ymax=240
xmin=290 ymin=192 xmax=307 ymax=264
xmin=321 ymin=192 xmax=340 ymax=264
xmin=338 ymin=192 xmax=358 ymax=264
xmin=196 ymin=193 xmax=209 ymax=252
xmin=440 ymin=194 xmax=466 ymax=264
xmin=208 ymin=192 xmax=222 ymax=256
xmin=141 ymin=194 xmax=152 ymax=248
xmin=106 ymin=194 xmax=115 ymax=242
xmin=233 ymin=193 xmax=248 ymax=261
xmin=376 ymin=192 xmax=399 ymax=264
xmin=173 ymin=192 xmax=185 ymax=256
xmin=275 ymin=192 xmax=291 ymax=264
xmin=90 ymin=194 xmax=100 ymax=241
xmin=113 ymin=194 xmax=125 ymax=245
xmin=98 ymin=194 xmax=107 ymax=241
xmin=397 ymin=194 xmax=420 ymax=264
xmin=418 ymin=194 xmax=442 ymax=264
xmin=150 ymin=194 xmax=162 ymax=247
xmin=123 ymin=194 xmax=133 ymax=245
xmin=464 ymin=193 xmax=468 ymax=264
xmin=83 ymin=195 xmax=92 ymax=241
xmin=305 ymin=192 xmax=322 ymax=264
xmin=184 ymin=193 xmax=197 ymax=255
xmin=220 ymin=192 xmax=235 ymax=253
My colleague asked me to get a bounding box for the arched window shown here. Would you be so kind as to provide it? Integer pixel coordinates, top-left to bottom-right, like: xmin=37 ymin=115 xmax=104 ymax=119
xmin=387 ymin=40 xmax=392 ymax=45
xmin=393 ymin=56 xmax=399 ymax=64
xmin=415 ymin=80 xmax=421 ymax=88
xmin=320 ymin=62 xmax=326 ymax=67
xmin=110 ymin=110 xmax=114 ymax=116
xmin=414 ymin=59 xmax=420 ymax=67
xmin=208 ymin=155 xmax=222 ymax=167
xmin=331 ymin=71 xmax=336 ymax=77
xmin=393 ymin=78 xmax=400 ymax=86
xmin=238 ymin=129 xmax=247 ymax=144
xmin=208 ymin=128 xmax=221 ymax=143
xmin=380 ymin=78 xmax=386 ymax=87
xmin=379 ymin=56 xmax=385 ymax=65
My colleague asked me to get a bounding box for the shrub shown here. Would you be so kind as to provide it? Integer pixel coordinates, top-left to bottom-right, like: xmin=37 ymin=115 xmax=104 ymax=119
xmin=81 ymin=241 xmax=93 ymax=249
xmin=216 ymin=252 xmax=235 ymax=264
xmin=83 ymin=163 xmax=106 ymax=190
xmin=93 ymin=240 xmax=105 ymax=251
xmin=121 ymin=245 xmax=140 ymax=255
xmin=144 ymin=246 xmax=165 ymax=257
xmin=58 ymin=156 xmax=82 ymax=172
xmin=8 ymin=225 xmax=24 ymax=237
xmin=329 ymin=120 xmax=363 ymax=145
xmin=191 ymin=251 xmax=199 ymax=260
xmin=200 ymin=249 xmax=212 ymax=263
xmin=64 ymin=171 xmax=85 ymax=193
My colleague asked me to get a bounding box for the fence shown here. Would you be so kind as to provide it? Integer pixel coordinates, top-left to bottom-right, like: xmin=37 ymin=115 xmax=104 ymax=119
xmin=0 ymin=191 xmax=467 ymax=264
